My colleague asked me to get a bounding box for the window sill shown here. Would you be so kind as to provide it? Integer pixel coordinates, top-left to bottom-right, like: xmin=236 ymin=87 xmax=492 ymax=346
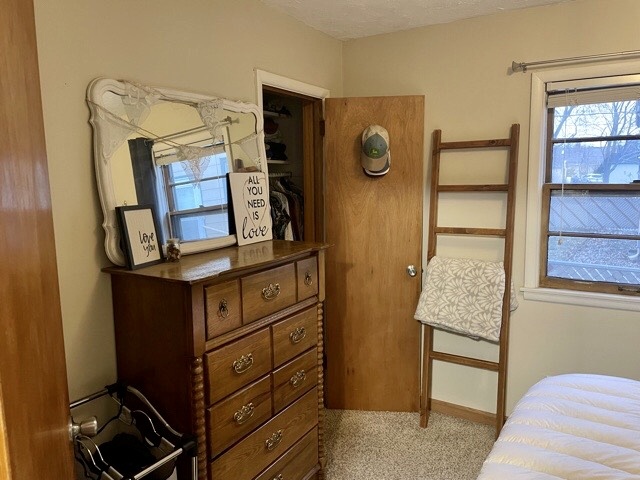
xmin=521 ymin=287 xmax=640 ymax=312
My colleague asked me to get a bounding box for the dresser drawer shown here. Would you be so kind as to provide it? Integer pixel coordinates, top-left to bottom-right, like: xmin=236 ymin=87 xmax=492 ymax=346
xmin=296 ymin=257 xmax=318 ymax=301
xmin=241 ymin=263 xmax=297 ymax=324
xmin=272 ymin=348 xmax=318 ymax=414
xmin=206 ymin=328 xmax=272 ymax=404
xmin=254 ymin=427 xmax=319 ymax=480
xmin=205 ymin=279 xmax=241 ymax=339
xmin=210 ymin=388 xmax=318 ymax=480
xmin=272 ymin=307 xmax=317 ymax=368
xmin=207 ymin=375 xmax=272 ymax=458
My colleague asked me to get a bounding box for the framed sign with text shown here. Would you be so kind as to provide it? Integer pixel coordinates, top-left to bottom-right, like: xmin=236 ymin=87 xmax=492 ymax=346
xmin=228 ymin=172 xmax=273 ymax=246
xmin=116 ymin=205 xmax=164 ymax=269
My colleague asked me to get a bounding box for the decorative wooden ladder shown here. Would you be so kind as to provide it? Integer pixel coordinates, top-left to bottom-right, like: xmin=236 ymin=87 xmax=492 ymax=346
xmin=420 ymin=124 xmax=520 ymax=437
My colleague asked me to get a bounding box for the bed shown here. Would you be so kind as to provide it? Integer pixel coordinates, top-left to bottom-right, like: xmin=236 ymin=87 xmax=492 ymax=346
xmin=477 ymin=373 xmax=640 ymax=479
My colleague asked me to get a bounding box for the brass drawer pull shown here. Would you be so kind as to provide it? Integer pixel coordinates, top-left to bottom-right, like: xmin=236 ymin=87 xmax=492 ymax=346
xmin=290 ymin=370 xmax=306 ymax=388
xmin=304 ymin=272 xmax=313 ymax=286
xmin=262 ymin=283 xmax=281 ymax=301
xmin=265 ymin=429 xmax=283 ymax=451
xmin=218 ymin=299 xmax=229 ymax=318
xmin=233 ymin=402 xmax=255 ymax=425
xmin=232 ymin=353 xmax=254 ymax=374
xmin=289 ymin=327 xmax=306 ymax=344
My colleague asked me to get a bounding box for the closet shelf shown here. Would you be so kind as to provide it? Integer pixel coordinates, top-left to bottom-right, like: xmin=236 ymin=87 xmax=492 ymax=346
xmin=267 ymin=159 xmax=289 ymax=165
xmin=263 ymin=110 xmax=291 ymax=119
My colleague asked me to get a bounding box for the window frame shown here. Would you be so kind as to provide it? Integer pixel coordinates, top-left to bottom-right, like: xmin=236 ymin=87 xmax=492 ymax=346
xmin=522 ymin=62 xmax=640 ymax=311
xmin=540 ymin=105 xmax=640 ymax=295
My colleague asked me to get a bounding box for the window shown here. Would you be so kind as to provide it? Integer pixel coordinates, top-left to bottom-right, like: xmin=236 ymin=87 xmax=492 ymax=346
xmin=541 ymin=78 xmax=640 ymax=295
xmin=162 ymin=151 xmax=231 ymax=242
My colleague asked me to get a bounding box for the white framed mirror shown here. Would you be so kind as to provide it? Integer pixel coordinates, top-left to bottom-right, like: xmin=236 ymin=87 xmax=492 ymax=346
xmin=87 ymin=78 xmax=268 ymax=266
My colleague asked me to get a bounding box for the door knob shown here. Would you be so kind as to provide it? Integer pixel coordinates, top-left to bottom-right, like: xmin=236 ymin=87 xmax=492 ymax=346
xmin=406 ymin=265 xmax=417 ymax=277
xmin=69 ymin=416 xmax=98 ymax=439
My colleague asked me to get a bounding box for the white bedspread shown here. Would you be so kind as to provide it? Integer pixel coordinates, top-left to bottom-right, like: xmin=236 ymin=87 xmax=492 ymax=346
xmin=477 ymin=374 xmax=640 ymax=479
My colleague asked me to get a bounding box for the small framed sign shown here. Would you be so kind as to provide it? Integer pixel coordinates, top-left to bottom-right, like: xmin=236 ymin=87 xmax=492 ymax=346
xmin=228 ymin=172 xmax=273 ymax=246
xmin=116 ymin=205 xmax=164 ymax=269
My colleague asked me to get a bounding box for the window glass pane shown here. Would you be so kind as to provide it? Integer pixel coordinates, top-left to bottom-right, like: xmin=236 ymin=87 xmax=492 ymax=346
xmin=199 ymin=178 xmax=228 ymax=207
xmin=167 ymin=153 xmax=230 ymax=211
xmin=173 ymin=183 xmax=203 ymax=210
xmin=547 ymin=236 xmax=640 ymax=285
xmin=550 ymin=140 xmax=640 ymax=184
xmin=168 ymin=161 xmax=190 ymax=183
xmin=549 ymin=190 xmax=640 ymax=235
xmin=553 ymin=101 xmax=640 ymax=140
xmin=167 ymin=153 xmax=229 ymax=183
xmin=172 ymin=211 xmax=230 ymax=241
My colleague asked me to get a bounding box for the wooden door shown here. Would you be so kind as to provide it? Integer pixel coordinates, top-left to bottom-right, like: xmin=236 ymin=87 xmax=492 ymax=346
xmin=0 ymin=0 xmax=75 ymax=477
xmin=324 ymin=96 xmax=424 ymax=411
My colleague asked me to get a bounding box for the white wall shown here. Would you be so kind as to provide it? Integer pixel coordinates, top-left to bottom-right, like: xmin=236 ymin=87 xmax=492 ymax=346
xmin=33 ymin=0 xmax=342 ymax=401
xmin=342 ymin=0 xmax=640 ymax=413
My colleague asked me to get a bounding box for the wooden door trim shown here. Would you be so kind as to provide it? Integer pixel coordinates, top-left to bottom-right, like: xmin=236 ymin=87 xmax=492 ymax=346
xmin=312 ymin=100 xmax=325 ymax=241
xmin=255 ymin=70 xmax=330 ymax=107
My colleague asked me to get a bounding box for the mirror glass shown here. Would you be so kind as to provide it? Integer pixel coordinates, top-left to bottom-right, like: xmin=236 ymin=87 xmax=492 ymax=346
xmin=88 ymin=78 xmax=268 ymax=266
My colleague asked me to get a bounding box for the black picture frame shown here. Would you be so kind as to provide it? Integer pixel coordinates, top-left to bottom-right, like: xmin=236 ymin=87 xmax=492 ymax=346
xmin=116 ymin=205 xmax=164 ymax=269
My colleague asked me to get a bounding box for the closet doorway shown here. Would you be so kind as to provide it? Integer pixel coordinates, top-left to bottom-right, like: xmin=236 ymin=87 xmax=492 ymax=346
xmin=256 ymin=70 xmax=327 ymax=243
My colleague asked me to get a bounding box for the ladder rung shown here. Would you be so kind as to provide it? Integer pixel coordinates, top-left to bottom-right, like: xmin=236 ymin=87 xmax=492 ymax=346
xmin=438 ymin=184 xmax=509 ymax=192
xmin=440 ymin=139 xmax=511 ymax=150
xmin=434 ymin=227 xmax=506 ymax=237
xmin=430 ymin=351 xmax=500 ymax=371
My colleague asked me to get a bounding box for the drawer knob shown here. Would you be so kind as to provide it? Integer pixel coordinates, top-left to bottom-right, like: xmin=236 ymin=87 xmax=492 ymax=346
xmin=232 ymin=353 xmax=254 ymax=374
xmin=304 ymin=272 xmax=313 ymax=286
xmin=233 ymin=402 xmax=255 ymax=425
xmin=265 ymin=429 xmax=283 ymax=451
xmin=290 ymin=370 xmax=306 ymax=388
xmin=289 ymin=327 xmax=306 ymax=344
xmin=218 ymin=299 xmax=229 ymax=318
xmin=262 ymin=283 xmax=281 ymax=301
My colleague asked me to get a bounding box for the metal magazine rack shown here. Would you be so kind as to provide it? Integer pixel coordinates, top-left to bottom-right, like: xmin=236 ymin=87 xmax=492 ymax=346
xmin=70 ymin=383 xmax=197 ymax=480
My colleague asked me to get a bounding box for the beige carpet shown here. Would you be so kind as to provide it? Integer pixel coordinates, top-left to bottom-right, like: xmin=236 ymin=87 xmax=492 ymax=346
xmin=324 ymin=410 xmax=494 ymax=480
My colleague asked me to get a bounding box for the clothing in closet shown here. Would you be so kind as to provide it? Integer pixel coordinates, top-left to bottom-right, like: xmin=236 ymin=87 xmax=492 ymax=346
xmin=269 ymin=176 xmax=304 ymax=241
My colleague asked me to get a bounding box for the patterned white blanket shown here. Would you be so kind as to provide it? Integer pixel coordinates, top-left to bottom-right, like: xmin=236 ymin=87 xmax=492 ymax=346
xmin=414 ymin=256 xmax=517 ymax=342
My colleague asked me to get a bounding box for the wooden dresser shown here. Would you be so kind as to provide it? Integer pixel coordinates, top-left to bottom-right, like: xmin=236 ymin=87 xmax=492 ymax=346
xmin=105 ymin=240 xmax=328 ymax=480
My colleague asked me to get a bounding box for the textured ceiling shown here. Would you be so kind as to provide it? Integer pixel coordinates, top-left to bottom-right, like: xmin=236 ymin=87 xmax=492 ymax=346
xmin=261 ymin=0 xmax=572 ymax=40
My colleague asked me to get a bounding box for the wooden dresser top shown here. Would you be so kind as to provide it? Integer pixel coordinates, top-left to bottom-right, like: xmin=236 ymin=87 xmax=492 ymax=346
xmin=104 ymin=240 xmax=328 ymax=284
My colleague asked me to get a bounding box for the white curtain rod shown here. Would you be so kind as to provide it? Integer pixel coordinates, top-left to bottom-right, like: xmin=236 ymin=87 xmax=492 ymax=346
xmin=511 ymin=49 xmax=640 ymax=73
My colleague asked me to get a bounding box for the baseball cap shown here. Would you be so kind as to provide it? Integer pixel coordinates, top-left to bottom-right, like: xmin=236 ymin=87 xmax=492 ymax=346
xmin=361 ymin=125 xmax=390 ymax=176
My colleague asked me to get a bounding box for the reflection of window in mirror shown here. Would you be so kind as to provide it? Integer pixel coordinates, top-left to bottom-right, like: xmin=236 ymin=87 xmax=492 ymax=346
xmin=152 ymin=129 xmax=233 ymax=243
xmin=161 ymin=150 xmax=231 ymax=242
